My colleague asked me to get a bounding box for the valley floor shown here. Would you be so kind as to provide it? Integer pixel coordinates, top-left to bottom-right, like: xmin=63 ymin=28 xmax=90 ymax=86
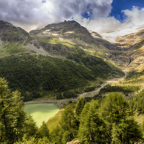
xmin=29 ymin=74 xmax=126 ymax=108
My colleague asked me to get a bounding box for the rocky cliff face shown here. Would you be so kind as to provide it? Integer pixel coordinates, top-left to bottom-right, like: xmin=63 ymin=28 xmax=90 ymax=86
xmin=0 ymin=20 xmax=29 ymax=43
xmin=1 ymin=19 xmax=141 ymax=70
xmin=115 ymin=29 xmax=144 ymax=72
xmin=116 ymin=29 xmax=144 ymax=49
xmin=30 ymin=20 xmax=131 ymax=68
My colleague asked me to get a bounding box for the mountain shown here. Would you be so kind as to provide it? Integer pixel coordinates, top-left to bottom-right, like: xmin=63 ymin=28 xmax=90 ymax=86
xmin=30 ymin=20 xmax=131 ymax=68
xmin=0 ymin=20 xmax=125 ymax=101
xmin=115 ymin=29 xmax=144 ymax=72
xmin=116 ymin=29 xmax=144 ymax=49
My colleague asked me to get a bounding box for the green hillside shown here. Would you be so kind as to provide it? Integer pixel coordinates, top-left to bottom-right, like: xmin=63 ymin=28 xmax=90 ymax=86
xmin=0 ymin=53 xmax=123 ymax=101
xmin=0 ymin=20 xmax=124 ymax=101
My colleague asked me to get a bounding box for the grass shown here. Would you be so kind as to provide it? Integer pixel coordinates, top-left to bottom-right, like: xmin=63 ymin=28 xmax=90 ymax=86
xmin=46 ymin=103 xmax=76 ymax=131
xmin=39 ymin=37 xmax=75 ymax=48
xmin=46 ymin=110 xmax=64 ymax=132
xmin=24 ymin=104 xmax=60 ymax=127
xmin=0 ymin=42 xmax=35 ymax=58
xmin=133 ymin=112 xmax=144 ymax=125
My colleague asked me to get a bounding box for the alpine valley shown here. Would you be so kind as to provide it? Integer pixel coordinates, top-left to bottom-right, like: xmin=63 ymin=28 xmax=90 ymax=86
xmin=1 ymin=20 xmax=144 ymax=144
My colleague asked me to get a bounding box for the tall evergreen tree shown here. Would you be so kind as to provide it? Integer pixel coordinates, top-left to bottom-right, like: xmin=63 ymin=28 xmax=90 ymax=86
xmin=78 ymin=101 xmax=107 ymax=143
xmin=37 ymin=122 xmax=49 ymax=139
xmin=101 ymin=92 xmax=129 ymax=124
xmin=50 ymin=126 xmax=63 ymax=144
xmin=0 ymin=78 xmax=24 ymax=144
xmin=60 ymin=105 xmax=78 ymax=143
xmin=112 ymin=119 xmax=143 ymax=143
xmin=24 ymin=114 xmax=38 ymax=139
xmin=0 ymin=78 xmax=38 ymax=144
xmin=102 ymin=92 xmax=143 ymax=143
xmin=75 ymin=97 xmax=86 ymax=117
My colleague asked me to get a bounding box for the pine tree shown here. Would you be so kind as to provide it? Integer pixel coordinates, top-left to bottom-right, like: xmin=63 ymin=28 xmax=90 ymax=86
xmin=24 ymin=114 xmax=38 ymax=138
xmin=37 ymin=122 xmax=49 ymax=139
xmin=78 ymin=101 xmax=107 ymax=143
xmin=0 ymin=78 xmax=38 ymax=143
xmin=60 ymin=105 xmax=78 ymax=143
xmin=50 ymin=126 xmax=63 ymax=144
xmin=112 ymin=119 xmax=143 ymax=143
xmin=101 ymin=92 xmax=129 ymax=124
xmin=102 ymin=92 xmax=143 ymax=143
xmin=75 ymin=97 xmax=86 ymax=117
xmin=0 ymin=78 xmax=24 ymax=143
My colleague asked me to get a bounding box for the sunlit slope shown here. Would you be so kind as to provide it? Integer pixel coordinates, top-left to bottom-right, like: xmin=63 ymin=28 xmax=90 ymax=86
xmin=0 ymin=20 xmax=124 ymax=101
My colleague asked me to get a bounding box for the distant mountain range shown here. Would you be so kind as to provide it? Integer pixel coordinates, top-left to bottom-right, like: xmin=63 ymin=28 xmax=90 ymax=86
xmin=0 ymin=20 xmax=144 ymax=100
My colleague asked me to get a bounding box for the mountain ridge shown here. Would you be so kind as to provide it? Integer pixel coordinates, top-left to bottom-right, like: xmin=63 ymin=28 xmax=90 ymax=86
xmin=0 ymin=20 xmax=124 ymax=101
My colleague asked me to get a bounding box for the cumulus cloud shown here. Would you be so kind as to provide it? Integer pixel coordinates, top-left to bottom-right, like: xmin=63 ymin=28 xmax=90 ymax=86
xmin=0 ymin=0 xmax=112 ymax=31
xmin=77 ymin=6 xmax=144 ymax=42
xmin=0 ymin=0 xmax=144 ymax=42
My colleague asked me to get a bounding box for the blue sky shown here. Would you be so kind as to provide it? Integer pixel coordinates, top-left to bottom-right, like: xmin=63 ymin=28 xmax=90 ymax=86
xmin=110 ymin=0 xmax=144 ymax=22
xmin=81 ymin=0 xmax=144 ymax=22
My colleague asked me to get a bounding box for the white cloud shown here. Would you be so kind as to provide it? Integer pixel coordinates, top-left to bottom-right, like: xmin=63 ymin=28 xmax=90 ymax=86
xmin=0 ymin=0 xmax=113 ymax=31
xmin=0 ymin=0 xmax=144 ymax=43
xmin=79 ymin=7 xmax=144 ymax=42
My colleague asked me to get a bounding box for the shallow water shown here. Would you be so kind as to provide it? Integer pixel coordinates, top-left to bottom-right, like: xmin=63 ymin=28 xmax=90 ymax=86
xmin=24 ymin=103 xmax=60 ymax=127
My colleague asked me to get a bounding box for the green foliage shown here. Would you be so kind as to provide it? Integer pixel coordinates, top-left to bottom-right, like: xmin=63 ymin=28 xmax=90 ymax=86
xmin=112 ymin=119 xmax=143 ymax=144
xmin=0 ymin=78 xmax=40 ymax=144
xmin=75 ymin=97 xmax=86 ymax=117
xmin=60 ymin=105 xmax=78 ymax=134
xmin=1 ymin=77 xmax=143 ymax=144
xmin=101 ymin=92 xmax=129 ymax=124
xmin=99 ymin=85 xmax=140 ymax=95
xmin=50 ymin=105 xmax=79 ymax=144
xmin=100 ymin=92 xmax=143 ymax=143
xmin=84 ymin=86 xmax=95 ymax=92
xmin=68 ymin=54 xmax=124 ymax=78
xmin=0 ymin=55 xmax=96 ymax=101
xmin=78 ymin=101 xmax=107 ymax=143
xmin=0 ymin=78 xmax=24 ymax=143
xmin=0 ymin=53 xmax=123 ymax=101
xmin=15 ymin=135 xmax=51 ymax=144
xmin=23 ymin=114 xmax=38 ymax=139
xmin=37 ymin=122 xmax=49 ymax=139
xmin=50 ymin=126 xmax=63 ymax=144
xmin=126 ymin=70 xmax=144 ymax=80
xmin=56 ymin=91 xmax=78 ymax=99
xmin=130 ymin=90 xmax=144 ymax=113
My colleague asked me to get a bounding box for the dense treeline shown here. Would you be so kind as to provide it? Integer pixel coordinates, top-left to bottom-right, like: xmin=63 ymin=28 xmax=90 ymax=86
xmin=0 ymin=55 xmax=93 ymax=101
xmin=0 ymin=78 xmax=50 ymax=144
xmin=0 ymin=54 xmax=123 ymax=101
xmin=99 ymin=85 xmax=140 ymax=95
xmin=50 ymin=94 xmax=143 ymax=144
xmin=68 ymin=53 xmax=124 ymax=77
xmin=0 ymin=78 xmax=143 ymax=144
xmin=130 ymin=90 xmax=144 ymax=113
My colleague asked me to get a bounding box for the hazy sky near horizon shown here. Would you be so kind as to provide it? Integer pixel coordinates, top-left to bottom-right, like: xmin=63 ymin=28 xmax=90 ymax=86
xmin=0 ymin=0 xmax=144 ymax=41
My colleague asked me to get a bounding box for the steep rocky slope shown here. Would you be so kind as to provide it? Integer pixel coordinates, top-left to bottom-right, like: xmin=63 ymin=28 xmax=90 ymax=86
xmin=0 ymin=20 xmax=124 ymax=101
xmin=116 ymin=29 xmax=144 ymax=49
xmin=116 ymin=29 xmax=144 ymax=72
xmin=30 ymin=20 xmax=131 ymax=68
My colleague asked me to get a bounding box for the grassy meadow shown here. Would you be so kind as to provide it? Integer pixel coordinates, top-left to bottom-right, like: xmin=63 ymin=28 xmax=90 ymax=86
xmin=24 ymin=103 xmax=60 ymax=127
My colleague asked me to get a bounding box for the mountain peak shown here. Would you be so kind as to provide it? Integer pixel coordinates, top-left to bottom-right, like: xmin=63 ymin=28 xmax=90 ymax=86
xmin=0 ymin=20 xmax=14 ymax=29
